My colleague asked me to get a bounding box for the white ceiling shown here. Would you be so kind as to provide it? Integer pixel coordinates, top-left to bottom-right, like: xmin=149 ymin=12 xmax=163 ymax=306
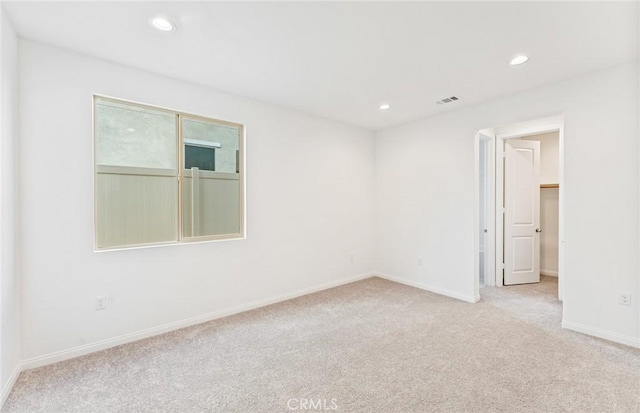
xmin=4 ymin=1 xmax=638 ymax=130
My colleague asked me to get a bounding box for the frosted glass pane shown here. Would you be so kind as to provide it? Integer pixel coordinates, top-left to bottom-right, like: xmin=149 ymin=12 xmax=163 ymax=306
xmin=183 ymin=119 xmax=239 ymax=173
xmin=95 ymin=98 xmax=177 ymax=170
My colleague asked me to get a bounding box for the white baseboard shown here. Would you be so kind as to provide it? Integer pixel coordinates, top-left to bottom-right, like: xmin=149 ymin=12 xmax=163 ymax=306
xmin=561 ymin=320 xmax=640 ymax=348
xmin=540 ymin=269 xmax=558 ymax=277
xmin=375 ymin=273 xmax=480 ymax=303
xmin=21 ymin=272 xmax=375 ymax=371
xmin=1 ymin=361 xmax=22 ymax=409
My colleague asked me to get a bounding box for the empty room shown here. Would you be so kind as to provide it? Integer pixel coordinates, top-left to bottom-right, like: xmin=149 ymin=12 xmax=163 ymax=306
xmin=1 ymin=1 xmax=639 ymax=412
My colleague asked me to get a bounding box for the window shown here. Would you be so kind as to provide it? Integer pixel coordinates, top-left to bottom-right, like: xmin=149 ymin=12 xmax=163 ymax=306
xmin=94 ymin=96 xmax=244 ymax=250
xmin=184 ymin=142 xmax=216 ymax=171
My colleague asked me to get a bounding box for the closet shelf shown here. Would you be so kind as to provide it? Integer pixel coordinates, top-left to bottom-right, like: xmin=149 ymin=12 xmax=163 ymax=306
xmin=540 ymin=183 xmax=559 ymax=189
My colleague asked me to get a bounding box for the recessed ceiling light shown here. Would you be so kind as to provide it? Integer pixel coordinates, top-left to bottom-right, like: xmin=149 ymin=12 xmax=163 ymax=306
xmin=126 ymin=128 xmax=136 ymax=132
xmin=509 ymin=55 xmax=529 ymax=66
xmin=379 ymin=104 xmax=391 ymax=110
xmin=150 ymin=17 xmax=176 ymax=32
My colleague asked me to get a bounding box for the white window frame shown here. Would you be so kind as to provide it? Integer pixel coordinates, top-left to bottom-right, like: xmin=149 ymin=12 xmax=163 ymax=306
xmin=93 ymin=95 xmax=245 ymax=251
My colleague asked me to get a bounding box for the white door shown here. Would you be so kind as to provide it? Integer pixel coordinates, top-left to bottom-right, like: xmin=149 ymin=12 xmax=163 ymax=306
xmin=504 ymin=139 xmax=540 ymax=285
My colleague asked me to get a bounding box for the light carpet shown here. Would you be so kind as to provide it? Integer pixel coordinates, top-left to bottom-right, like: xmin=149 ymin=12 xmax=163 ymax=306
xmin=3 ymin=276 xmax=639 ymax=412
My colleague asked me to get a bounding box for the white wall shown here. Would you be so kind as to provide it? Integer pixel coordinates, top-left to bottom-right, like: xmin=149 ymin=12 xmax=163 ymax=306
xmin=0 ymin=8 xmax=21 ymax=403
xmin=375 ymin=62 xmax=639 ymax=346
xmin=18 ymin=40 xmax=375 ymax=363
xmin=521 ymin=132 xmax=559 ymax=184
xmin=520 ymin=132 xmax=560 ymax=276
xmin=539 ymin=188 xmax=559 ymax=276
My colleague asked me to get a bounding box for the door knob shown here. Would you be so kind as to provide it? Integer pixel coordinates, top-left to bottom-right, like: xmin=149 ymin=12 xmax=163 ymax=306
xmin=535 ymin=228 xmax=542 ymax=233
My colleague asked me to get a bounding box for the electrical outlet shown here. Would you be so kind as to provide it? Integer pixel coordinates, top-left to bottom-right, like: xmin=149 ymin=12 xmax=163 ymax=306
xmin=95 ymin=295 xmax=107 ymax=310
xmin=417 ymin=258 xmax=423 ymax=266
xmin=349 ymin=254 xmax=355 ymax=262
xmin=619 ymin=293 xmax=631 ymax=306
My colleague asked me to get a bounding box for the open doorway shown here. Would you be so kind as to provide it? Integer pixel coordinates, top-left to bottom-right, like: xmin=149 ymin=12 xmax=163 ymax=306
xmin=474 ymin=115 xmax=564 ymax=303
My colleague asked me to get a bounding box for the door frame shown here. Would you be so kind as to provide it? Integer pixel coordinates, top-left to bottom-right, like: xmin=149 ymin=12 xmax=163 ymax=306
xmin=474 ymin=114 xmax=564 ymax=300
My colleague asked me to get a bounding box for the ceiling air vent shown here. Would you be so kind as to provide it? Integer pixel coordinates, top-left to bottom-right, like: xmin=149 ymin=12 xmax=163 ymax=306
xmin=436 ymin=96 xmax=459 ymax=105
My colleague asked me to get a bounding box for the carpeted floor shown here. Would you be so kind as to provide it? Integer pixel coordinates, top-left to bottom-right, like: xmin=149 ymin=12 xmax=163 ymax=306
xmin=3 ymin=276 xmax=640 ymax=413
